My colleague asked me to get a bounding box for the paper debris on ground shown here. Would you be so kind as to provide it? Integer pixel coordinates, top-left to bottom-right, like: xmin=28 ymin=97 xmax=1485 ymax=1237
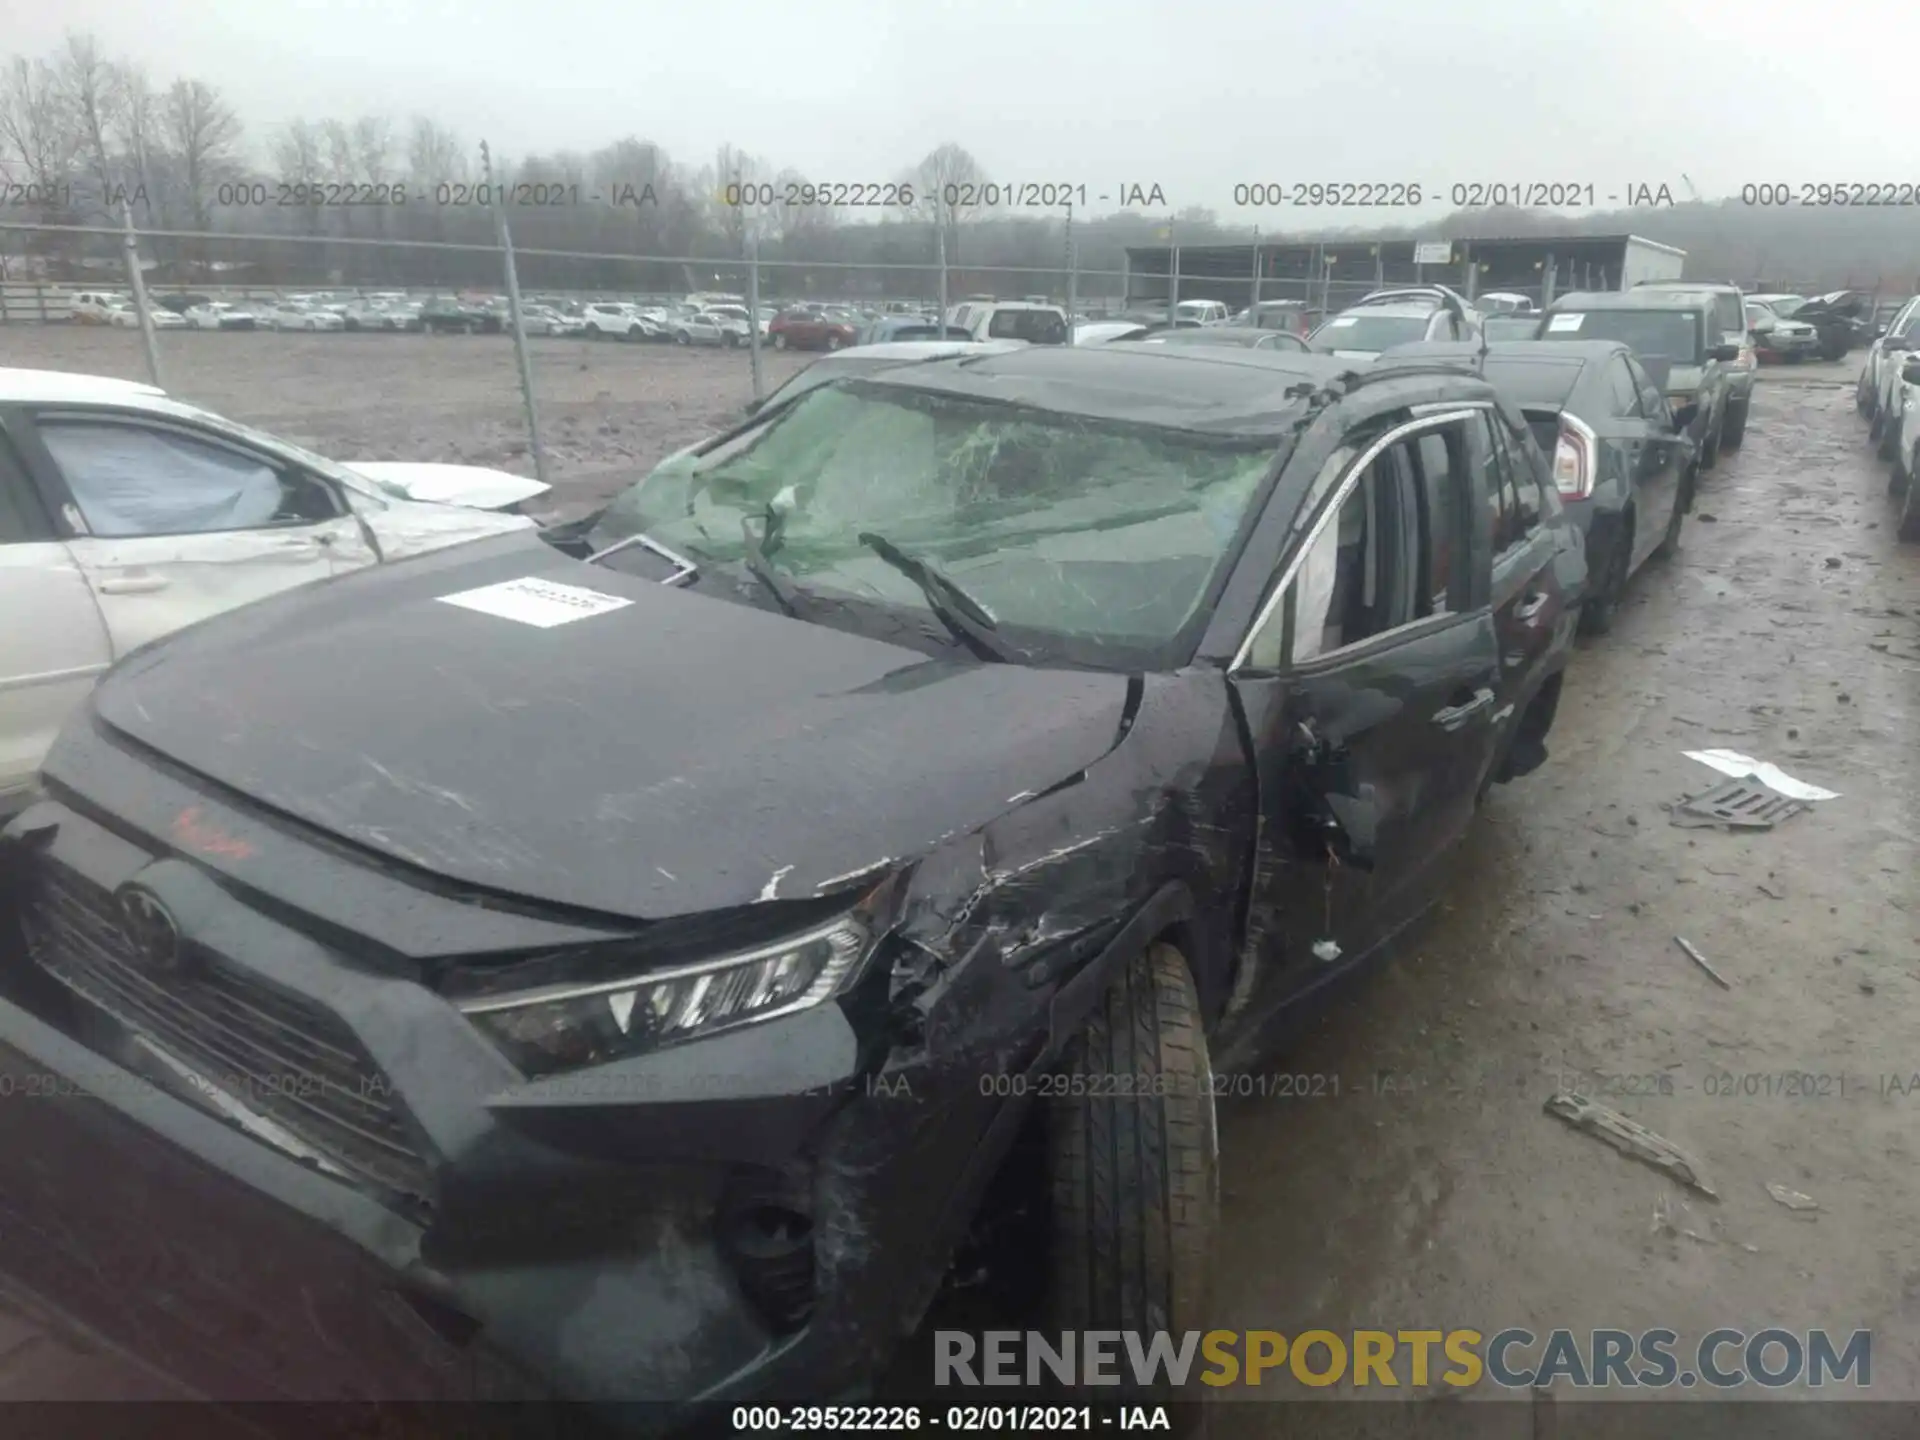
xmin=1683 ymin=749 xmax=1839 ymax=802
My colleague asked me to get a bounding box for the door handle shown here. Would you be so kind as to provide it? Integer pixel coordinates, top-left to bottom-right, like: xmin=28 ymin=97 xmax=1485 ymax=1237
xmin=1431 ymin=687 xmax=1496 ymax=731
xmin=96 ymin=575 xmax=170 ymax=595
xmin=1514 ymin=591 xmax=1551 ymax=622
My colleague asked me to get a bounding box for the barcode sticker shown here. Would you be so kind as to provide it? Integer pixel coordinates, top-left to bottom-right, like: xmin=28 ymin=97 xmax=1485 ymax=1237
xmin=437 ymin=577 xmax=633 ymax=628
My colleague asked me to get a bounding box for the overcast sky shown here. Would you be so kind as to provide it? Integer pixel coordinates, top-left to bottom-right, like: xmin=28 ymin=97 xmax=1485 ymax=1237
xmin=6 ymin=0 xmax=1914 ymax=224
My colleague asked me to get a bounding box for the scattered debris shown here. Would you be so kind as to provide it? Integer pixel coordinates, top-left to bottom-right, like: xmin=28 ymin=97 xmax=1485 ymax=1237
xmin=1683 ymin=749 xmax=1839 ymax=801
xmin=1859 ymin=980 xmax=1876 ymax=995
xmin=1674 ymin=935 xmax=1732 ymax=990
xmin=1757 ymin=882 xmax=1787 ymax=900
xmin=1698 ymin=512 xmax=1718 ymax=522
xmin=1683 ymin=1228 xmax=1717 ymax=1246
xmin=1652 ymin=1192 xmax=1674 ymax=1236
xmin=1544 ymin=1092 xmax=1717 ymax=1198
xmin=1766 ymin=1183 xmax=1819 ymax=1213
xmin=1786 ymin=727 xmax=1800 ymax=739
xmin=1669 ymin=777 xmax=1810 ymax=831
xmin=1823 ymin=557 xmax=1842 ymax=569
xmin=1837 ymin=692 xmax=1852 ymax=704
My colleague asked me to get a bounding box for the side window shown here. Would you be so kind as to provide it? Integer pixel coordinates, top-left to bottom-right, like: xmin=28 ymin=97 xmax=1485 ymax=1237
xmin=1718 ymin=295 xmax=1743 ymax=339
xmin=1411 ymin=426 xmax=1470 ymax=614
xmin=1471 ymin=410 xmax=1516 ymax=555
xmin=1244 ymin=434 xmax=1435 ymax=669
xmin=0 ymin=434 xmax=44 ymax=543
xmin=1604 ymin=357 xmax=1643 ymax=417
xmin=1624 ymin=355 xmax=1666 ymax=422
xmin=1489 ymin=414 xmax=1543 ymax=539
xmin=36 ymin=419 xmax=341 ymax=539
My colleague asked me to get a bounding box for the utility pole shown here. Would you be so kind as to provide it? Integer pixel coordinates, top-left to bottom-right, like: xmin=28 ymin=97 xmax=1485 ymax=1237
xmin=480 ymin=140 xmax=548 ymax=487
xmin=1064 ymin=202 xmax=1077 ymax=323
xmin=120 ymin=199 xmax=164 ymax=389
xmin=743 ymin=179 xmax=764 ymax=401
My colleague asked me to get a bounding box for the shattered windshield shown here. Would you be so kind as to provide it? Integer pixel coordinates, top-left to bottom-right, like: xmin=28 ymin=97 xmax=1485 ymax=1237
xmin=590 ymin=382 xmax=1275 ymax=662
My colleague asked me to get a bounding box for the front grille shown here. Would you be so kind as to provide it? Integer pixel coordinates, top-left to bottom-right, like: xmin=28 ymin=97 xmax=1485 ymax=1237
xmin=20 ymin=866 xmax=434 ymax=1207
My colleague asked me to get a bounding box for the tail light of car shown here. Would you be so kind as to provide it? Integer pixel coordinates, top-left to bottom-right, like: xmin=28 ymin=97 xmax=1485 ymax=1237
xmin=1551 ymin=412 xmax=1596 ymax=500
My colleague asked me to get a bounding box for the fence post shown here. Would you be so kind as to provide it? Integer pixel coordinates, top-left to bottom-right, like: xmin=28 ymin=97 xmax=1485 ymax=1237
xmin=1064 ymin=203 xmax=1077 ymax=321
xmin=1167 ymin=227 xmax=1179 ymax=324
xmin=120 ymin=200 xmax=165 ymax=389
xmin=935 ymin=198 xmax=949 ymax=325
xmin=481 ymin=140 xmax=548 ymax=488
xmin=1247 ymin=229 xmax=1261 ymax=319
xmin=746 ymin=225 xmax=764 ymax=401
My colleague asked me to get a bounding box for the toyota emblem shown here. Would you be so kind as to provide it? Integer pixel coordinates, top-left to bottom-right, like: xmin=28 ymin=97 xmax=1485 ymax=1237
xmin=115 ymin=886 xmax=183 ymax=975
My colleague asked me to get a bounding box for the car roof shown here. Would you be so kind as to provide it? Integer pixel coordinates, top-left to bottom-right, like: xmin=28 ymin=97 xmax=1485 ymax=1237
xmin=0 ymin=367 xmax=167 ymax=402
xmin=1636 ymin=280 xmax=1740 ymax=291
xmin=833 ymin=339 xmax=1025 ymax=361
xmin=1372 ymin=340 xmax=1625 ymax=403
xmin=1546 ymin=290 xmax=1710 ymax=312
xmin=856 ymin=344 xmax=1393 ymax=435
xmin=1332 ymin=301 xmax=1435 ymax=319
xmin=1143 ymin=327 xmax=1289 ymax=348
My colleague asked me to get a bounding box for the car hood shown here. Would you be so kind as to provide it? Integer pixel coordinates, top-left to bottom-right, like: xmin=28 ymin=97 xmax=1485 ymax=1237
xmin=344 ymin=461 xmax=551 ymax=512
xmin=348 ymin=492 xmax=537 ymax=558
xmin=1794 ymin=292 xmax=1867 ymax=320
xmin=88 ymin=533 xmax=1131 ymax=922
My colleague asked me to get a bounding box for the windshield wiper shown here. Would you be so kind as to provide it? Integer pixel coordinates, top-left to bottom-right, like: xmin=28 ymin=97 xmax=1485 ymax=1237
xmin=857 ymin=531 xmax=1021 ymax=662
xmin=739 ymin=513 xmax=803 ymax=617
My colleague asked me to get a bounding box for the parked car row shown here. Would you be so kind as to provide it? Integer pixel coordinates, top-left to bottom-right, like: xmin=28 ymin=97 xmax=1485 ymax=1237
xmin=1855 ymin=294 xmax=1920 ymax=541
xmin=1 ymin=334 xmax=1588 ymax=1423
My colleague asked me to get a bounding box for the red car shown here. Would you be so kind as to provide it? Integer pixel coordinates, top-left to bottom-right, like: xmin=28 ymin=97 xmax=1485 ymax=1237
xmin=770 ymin=309 xmax=858 ymax=352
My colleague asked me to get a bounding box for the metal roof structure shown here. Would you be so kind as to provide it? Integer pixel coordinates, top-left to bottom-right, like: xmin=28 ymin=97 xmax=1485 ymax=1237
xmin=1124 ymin=234 xmax=1687 ymax=305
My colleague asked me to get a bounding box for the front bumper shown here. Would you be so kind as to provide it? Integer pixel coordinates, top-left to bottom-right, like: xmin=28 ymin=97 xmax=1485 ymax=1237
xmin=0 ymin=761 xmax=1029 ymax=1422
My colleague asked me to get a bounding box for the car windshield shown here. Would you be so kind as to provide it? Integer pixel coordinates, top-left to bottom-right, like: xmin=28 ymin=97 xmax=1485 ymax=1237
xmin=587 ymin=382 xmax=1275 ymax=663
xmin=1538 ymin=309 xmax=1702 ymax=362
xmin=986 ymin=309 xmax=1069 ymax=343
xmin=1307 ymin=314 xmax=1430 ymax=352
xmin=1762 ymin=297 xmax=1805 ymax=317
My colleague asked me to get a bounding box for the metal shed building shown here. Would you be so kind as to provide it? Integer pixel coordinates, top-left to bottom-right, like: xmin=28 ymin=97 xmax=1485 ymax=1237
xmin=1122 ymin=233 xmax=1686 ymax=314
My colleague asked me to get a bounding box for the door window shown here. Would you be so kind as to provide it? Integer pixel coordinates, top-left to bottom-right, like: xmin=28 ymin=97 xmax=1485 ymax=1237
xmin=1604 ymin=356 xmax=1643 ymax=417
xmin=1487 ymin=413 xmax=1543 ymax=540
xmin=1244 ymin=421 xmax=1471 ymax=669
xmin=37 ymin=419 xmax=341 ymax=538
xmin=0 ymin=437 xmax=43 ymax=543
xmin=1624 ymin=356 xmax=1668 ymax=426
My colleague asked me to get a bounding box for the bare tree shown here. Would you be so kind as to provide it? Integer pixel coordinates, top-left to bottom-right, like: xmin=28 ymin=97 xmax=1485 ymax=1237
xmin=111 ymin=62 xmax=166 ymax=222
xmin=405 ymin=115 xmax=466 ymax=186
xmin=163 ymin=79 xmax=241 ymax=231
xmin=56 ymin=33 xmax=124 ymax=218
xmin=0 ymin=56 xmax=76 ymax=189
xmin=907 ymin=142 xmax=989 ymax=261
xmin=271 ymin=118 xmax=327 ymax=237
xmin=351 ymin=115 xmax=395 ymax=182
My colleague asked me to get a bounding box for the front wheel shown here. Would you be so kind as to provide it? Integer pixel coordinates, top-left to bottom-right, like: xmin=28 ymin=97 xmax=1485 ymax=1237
xmin=1699 ymin=409 xmax=1724 ymax=470
xmin=1047 ymin=941 xmax=1218 ymax=1361
xmin=1652 ymin=476 xmax=1687 ymax=561
xmin=1877 ymin=413 xmax=1902 ymax=461
xmin=674 ymin=331 xmax=690 ymax=346
xmin=773 ymin=332 xmax=788 ymax=350
xmin=1721 ymin=400 xmax=1748 ymax=451
xmin=825 ymin=334 xmax=845 ymax=351
xmin=1900 ymin=460 xmax=1920 ymax=542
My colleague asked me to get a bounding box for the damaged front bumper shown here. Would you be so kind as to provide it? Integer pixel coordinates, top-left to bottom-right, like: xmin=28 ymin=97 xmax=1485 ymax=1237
xmin=0 ymin=791 xmax=1034 ymax=1427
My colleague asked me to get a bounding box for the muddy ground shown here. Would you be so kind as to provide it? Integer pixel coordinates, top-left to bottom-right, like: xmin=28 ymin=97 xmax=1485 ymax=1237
xmin=0 ymin=331 xmax=1914 ymax=1415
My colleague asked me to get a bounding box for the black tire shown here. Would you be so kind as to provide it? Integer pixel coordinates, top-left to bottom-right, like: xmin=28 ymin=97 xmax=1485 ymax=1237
xmin=1047 ymin=941 xmax=1218 ymax=1374
xmin=1721 ymin=400 xmax=1748 ymax=451
xmin=1901 ymin=466 xmax=1920 ymax=543
xmin=1652 ymin=478 xmax=1686 ymax=561
xmin=1699 ymin=409 xmax=1723 ymax=470
xmin=773 ymin=332 xmax=788 ymax=351
xmin=826 ymin=333 xmax=845 ymax=352
xmin=723 ymin=332 xmax=739 ymax=348
xmin=1893 ymin=442 xmax=1912 ymax=496
xmin=1869 ymin=412 xmax=1886 ymax=444
xmin=627 ymin=325 xmax=642 ymax=342
xmin=1877 ymin=414 xmax=1902 ymax=462
xmin=1579 ymin=519 xmax=1631 ymax=637
xmin=674 ymin=330 xmax=690 ymax=346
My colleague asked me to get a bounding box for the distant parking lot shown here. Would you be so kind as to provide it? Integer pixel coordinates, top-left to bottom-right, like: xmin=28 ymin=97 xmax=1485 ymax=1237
xmin=0 ymin=326 xmax=815 ymax=523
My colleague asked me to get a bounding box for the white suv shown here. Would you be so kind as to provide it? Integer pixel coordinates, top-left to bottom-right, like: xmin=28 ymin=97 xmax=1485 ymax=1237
xmin=1307 ymin=287 xmax=1483 ymax=358
xmin=68 ymin=291 xmax=130 ymax=324
xmin=583 ymin=303 xmax=653 ymax=341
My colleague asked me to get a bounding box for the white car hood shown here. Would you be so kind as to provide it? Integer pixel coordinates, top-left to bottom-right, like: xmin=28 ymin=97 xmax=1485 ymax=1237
xmin=343 ymin=461 xmax=551 ymax=512
xmin=351 ymin=492 xmax=537 ymax=559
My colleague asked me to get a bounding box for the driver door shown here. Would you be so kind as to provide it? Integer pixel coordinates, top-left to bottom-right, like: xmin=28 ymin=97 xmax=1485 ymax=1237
xmin=9 ymin=408 xmax=372 ymax=660
xmin=1227 ymin=411 xmax=1503 ymax=1028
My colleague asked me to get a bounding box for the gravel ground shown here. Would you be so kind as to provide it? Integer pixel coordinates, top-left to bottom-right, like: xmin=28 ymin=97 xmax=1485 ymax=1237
xmin=0 ymin=324 xmax=815 ymax=522
xmin=0 ymin=335 xmax=1914 ymax=1416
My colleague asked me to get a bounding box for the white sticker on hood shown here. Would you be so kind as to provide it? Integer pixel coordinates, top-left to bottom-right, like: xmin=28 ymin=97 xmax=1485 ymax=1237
xmin=1547 ymin=313 xmax=1585 ymax=332
xmin=1327 ymin=316 xmax=1359 ymax=327
xmin=437 ymin=577 xmax=633 ymax=627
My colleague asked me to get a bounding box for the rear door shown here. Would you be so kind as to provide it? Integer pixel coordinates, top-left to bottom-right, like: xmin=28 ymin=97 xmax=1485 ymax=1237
xmin=1621 ymin=353 xmax=1688 ymax=530
xmin=1472 ymin=405 xmax=1572 ymax=759
xmin=1598 ymin=353 xmax=1679 ymax=568
xmin=0 ymin=426 xmax=112 ymax=810
xmin=10 ymin=407 xmax=375 ymax=661
xmin=1229 ymin=410 xmax=1502 ymax=1014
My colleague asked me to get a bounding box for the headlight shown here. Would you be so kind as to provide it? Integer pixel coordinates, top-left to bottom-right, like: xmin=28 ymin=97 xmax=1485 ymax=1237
xmin=458 ymin=916 xmax=871 ymax=1078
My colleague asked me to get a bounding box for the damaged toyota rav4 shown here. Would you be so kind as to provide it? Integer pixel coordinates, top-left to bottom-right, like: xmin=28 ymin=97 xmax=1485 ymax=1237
xmin=0 ymin=345 xmax=1582 ymax=1423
